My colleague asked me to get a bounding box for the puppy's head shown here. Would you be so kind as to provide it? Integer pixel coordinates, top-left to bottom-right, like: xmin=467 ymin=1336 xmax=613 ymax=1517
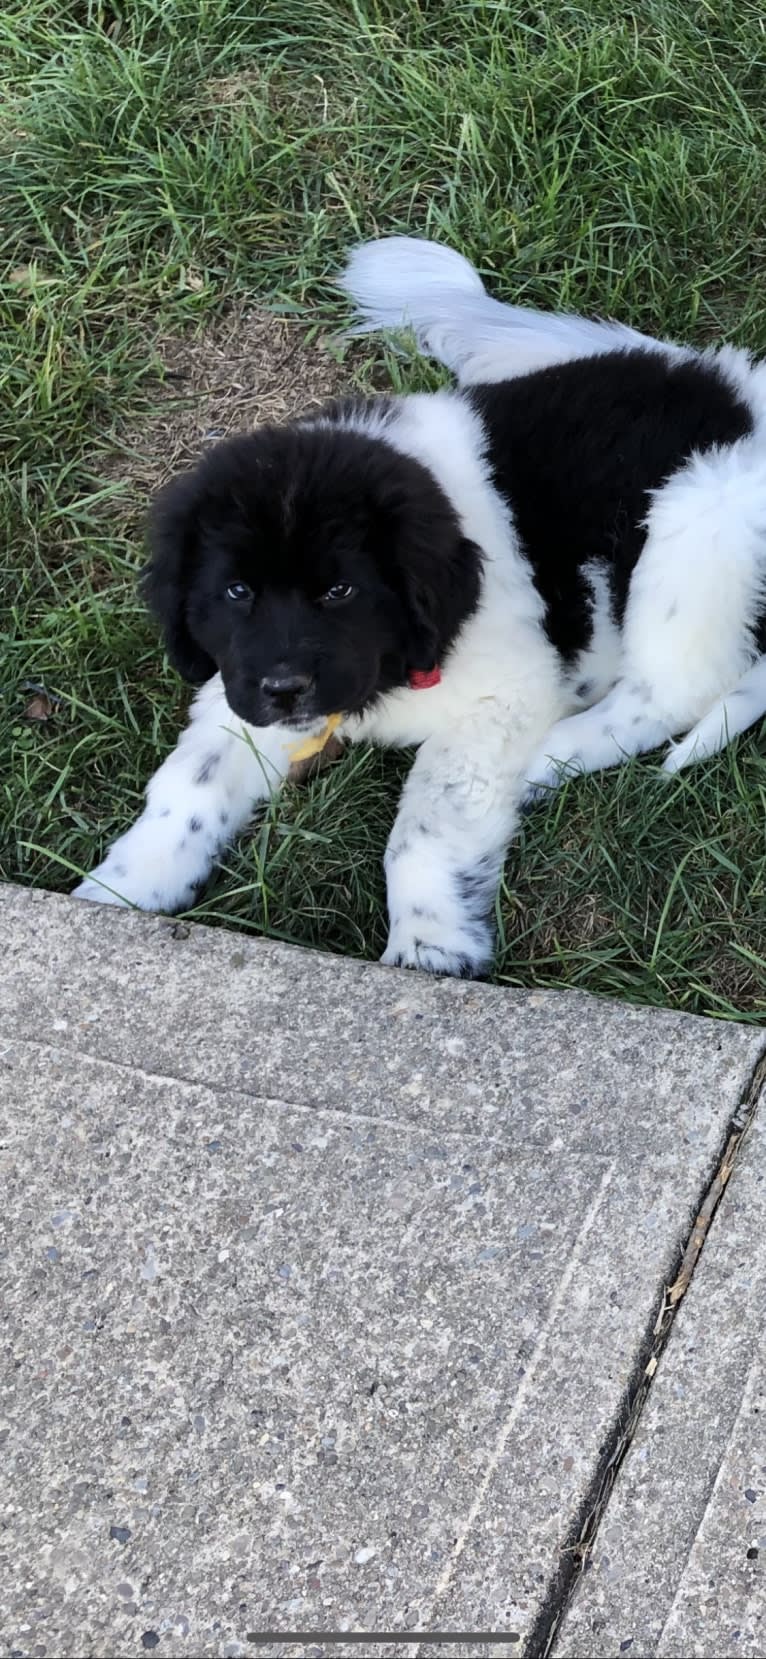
xmin=143 ymin=414 xmax=480 ymax=728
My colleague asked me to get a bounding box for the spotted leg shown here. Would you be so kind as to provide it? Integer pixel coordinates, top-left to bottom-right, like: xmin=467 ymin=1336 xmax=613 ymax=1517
xmin=663 ymin=654 xmax=766 ymax=772
xmin=521 ymin=679 xmax=671 ymax=803
xmin=382 ymin=722 xmax=534 ymax=977
xmin=73 ymin=677 xmax=300 ymax=912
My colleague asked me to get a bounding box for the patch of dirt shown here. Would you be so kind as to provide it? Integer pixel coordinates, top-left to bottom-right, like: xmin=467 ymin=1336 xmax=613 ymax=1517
xmin=204 ymin=69 xmax=267 ymax=106
xmin=106 ymin=306 xmax=360 ymax=501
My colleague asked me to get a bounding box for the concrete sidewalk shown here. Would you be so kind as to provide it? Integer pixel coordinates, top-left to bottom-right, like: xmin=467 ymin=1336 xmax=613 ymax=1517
xmin=1 ymin=884 xmax=765 ymax=1659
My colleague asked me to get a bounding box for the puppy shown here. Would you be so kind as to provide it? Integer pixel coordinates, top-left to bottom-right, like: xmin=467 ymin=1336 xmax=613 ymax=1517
xmin=74 ymin=237 xmax=766 ymax=976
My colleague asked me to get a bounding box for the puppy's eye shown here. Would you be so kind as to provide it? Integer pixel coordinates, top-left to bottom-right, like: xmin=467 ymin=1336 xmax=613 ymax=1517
xmin=320 ymin=582 xmax=356 ymax=604
xmin=225 ymin=582 xmax=253 ymax=603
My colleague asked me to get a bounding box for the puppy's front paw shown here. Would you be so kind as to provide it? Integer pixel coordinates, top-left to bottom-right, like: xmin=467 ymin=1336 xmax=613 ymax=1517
xmin=381 ymin=917 xmax=493 ymax=979
xmin=73 ymin=857 xmax=202 ymax=913
xmin=72 ymin=822 xmax=212 ymax=914
xmin=73 ymin=875 xmax=133 ymax=908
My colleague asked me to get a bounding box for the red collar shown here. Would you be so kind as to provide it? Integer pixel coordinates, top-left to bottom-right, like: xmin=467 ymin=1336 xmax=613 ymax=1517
xmin=408 ymin=666 xmax=441 ymax=690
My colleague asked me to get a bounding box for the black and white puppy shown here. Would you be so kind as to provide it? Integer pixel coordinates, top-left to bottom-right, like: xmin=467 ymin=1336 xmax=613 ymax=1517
xmin=75 ymin=237 xmax=766 ymax=976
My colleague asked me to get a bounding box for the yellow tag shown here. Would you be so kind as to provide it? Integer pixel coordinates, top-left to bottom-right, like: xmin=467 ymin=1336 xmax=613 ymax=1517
xmin=288 ymin=713 xmax=342 ymax=763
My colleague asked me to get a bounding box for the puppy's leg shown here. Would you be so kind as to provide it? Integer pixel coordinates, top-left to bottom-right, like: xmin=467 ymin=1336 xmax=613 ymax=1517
xmin=522 ymin=680 xmax=671 ymax=800
xmin=663 ymin=654 xmax=766 ymax=772
xmin=526 ymin=444 xmax=766 ymax=798
xmin=381 ymin=727 xmax=528 ymax=978
xmin=74 ymin=677 xmax=297 ymax=913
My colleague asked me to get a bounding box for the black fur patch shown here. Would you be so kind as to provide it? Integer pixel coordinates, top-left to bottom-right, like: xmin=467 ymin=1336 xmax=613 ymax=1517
xmin=469 ymin=350 xmax=753 ymax=661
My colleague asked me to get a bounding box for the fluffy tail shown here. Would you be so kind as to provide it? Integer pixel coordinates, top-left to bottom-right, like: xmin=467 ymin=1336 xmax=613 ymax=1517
xmin=339 ymin=235 xmax=682 ymax=384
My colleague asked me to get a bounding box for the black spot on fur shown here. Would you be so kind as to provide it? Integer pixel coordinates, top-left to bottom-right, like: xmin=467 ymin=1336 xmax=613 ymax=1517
xmin=576 ymin=679 xmax=594 ymax=699
xmin=219 ymin=809 xmax=229 ymax=825
xmin=469 ymin=351 xmax=752 ymax=661
xmin=195 ymin=753 xmax=221 ymax=785
xmin=189 ymin=816 xmax=203 ymax=832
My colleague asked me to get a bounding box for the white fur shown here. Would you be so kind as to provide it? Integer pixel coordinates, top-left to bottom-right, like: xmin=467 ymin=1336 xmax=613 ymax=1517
xmin=567 ymin=561 xmax=623 ymax=706
xmin=76 ymin=393 xmax=567 ymax=974
xmin=73 ymin=681 xmax=303 ymax=911
xmin=664 ymin=653 xmax=766 ymax=773
xmin=75 ymin=238 xmax=766 ymax=975
xmin=523 ymin=438 xmax=766 ymax=798
xmin=340 ymin=235 xmax=687 ymax=384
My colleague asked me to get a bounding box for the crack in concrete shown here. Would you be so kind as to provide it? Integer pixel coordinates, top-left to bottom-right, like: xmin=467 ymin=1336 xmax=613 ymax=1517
xmin=4 ymin=1008 xmax=764 ymax=1658
xmin=528 ymin=1044 xmax=766 ymax=1659
xmin=0 ymin=1032 xmax=610 ymax=1152
xmin=418 ymin=1164 xmax=618 ymax=1659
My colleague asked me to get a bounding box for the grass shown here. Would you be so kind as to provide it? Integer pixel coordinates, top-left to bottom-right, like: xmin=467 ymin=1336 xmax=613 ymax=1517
xmin=3 ymin=0 xmax=766 ymax=1019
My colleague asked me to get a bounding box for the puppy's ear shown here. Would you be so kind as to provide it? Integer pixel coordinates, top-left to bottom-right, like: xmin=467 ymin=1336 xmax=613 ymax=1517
xmin=400 ymin=531 xmax=482 ymax=672
xmin=369 ymin=454 xmax=483 ymax=672
xmin=401 ymin=569 xmax=444 ymax=672
xmin=142 ymin=470 xmax=217 ymax=685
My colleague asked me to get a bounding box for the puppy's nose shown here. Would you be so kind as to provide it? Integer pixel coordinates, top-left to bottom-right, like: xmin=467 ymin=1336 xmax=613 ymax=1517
xmin=260 ymin=670 xmax=314 ymax=709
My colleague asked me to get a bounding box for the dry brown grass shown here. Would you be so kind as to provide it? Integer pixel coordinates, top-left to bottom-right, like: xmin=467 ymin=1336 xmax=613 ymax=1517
xmin=104 ymin=306 xmax=356 ymax=500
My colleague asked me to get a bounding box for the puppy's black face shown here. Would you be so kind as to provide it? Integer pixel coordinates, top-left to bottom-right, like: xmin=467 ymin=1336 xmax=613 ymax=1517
xmin=144 ymin=411 xmax=481 ymax=729
xmin=178 ymin=436 xmax=412 ymax=729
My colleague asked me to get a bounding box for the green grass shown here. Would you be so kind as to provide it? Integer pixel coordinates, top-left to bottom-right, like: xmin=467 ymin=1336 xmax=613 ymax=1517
xmin=3 ymin=0 xmax=766 ymax=1019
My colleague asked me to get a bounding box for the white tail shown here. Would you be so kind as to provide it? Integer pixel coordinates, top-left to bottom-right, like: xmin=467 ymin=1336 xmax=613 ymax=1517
xmin=339 ymin=235 xmax=683 ymax=384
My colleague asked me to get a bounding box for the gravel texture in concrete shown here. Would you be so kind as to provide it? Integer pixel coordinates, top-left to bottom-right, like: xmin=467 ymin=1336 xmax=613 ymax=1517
xmin=2 ymin=886 xmax=764 ymax=1658
xmin=555 ymin=1101 xmax=766 ymax=1659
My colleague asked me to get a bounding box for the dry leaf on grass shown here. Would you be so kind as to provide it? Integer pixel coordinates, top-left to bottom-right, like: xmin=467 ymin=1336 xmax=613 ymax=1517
xmin=23 ymin=690 xmax=60 ymax=722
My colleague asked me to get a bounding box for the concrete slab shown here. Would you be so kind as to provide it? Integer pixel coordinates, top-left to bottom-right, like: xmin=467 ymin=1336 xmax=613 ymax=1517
xmin=554 ymin=1100 xmax=766 ymax=1659
xmin=1 ymin=885 xmax=764 ymax=1658
xmin=1 ymin=886 xmax=761 ymax=1150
